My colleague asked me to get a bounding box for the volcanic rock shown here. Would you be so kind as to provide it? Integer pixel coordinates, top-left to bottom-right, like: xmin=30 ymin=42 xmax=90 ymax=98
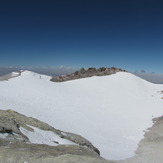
xmin=51 ymin=67 xmax=126 ymax=82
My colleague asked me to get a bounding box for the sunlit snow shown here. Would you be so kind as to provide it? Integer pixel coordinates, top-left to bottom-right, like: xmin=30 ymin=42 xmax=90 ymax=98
xmin=0 ymin=71 xmax=162 ymax=160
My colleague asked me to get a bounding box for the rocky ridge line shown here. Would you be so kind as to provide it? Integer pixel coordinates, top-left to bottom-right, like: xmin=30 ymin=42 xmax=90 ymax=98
xmin=50 ymin=67 xmax=127 ymax=82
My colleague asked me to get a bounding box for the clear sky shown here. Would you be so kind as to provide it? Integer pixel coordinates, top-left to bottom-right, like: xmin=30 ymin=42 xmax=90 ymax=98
xmin=0 ymin=0 xmax=163 ymax=73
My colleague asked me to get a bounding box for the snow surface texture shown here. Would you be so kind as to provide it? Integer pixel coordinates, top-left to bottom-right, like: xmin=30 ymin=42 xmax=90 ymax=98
xmin=0 ymin=71 xmax=163 ymax=160
xmin=20 ymin=125 xmax=76 ymax=146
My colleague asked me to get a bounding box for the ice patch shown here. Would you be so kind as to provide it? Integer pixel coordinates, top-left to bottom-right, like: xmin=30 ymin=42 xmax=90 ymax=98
xmin=20 ymin=126 xmax=76 ymax=146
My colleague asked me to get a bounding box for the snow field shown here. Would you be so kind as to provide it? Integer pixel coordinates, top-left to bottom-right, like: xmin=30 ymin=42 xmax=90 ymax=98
xmin=0 ymin=71 xmax=162 ymax=160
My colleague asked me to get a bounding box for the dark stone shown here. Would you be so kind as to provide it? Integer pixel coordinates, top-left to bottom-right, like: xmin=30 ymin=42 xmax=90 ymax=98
xmin=50 ymin=67 xmax=127 ymax=82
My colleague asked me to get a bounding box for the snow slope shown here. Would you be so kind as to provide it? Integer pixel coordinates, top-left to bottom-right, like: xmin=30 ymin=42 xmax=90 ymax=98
xmin=0 ymin=71 xmax=162 ymax=160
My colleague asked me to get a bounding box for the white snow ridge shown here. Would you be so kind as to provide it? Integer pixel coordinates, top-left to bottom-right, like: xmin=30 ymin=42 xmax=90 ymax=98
xmin=0 ymin=70 xmax=163 ymax=160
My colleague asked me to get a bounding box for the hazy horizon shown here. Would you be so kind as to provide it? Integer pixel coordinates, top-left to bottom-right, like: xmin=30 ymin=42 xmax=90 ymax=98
xmin=0 ymin=66 xmax=163 ymax=84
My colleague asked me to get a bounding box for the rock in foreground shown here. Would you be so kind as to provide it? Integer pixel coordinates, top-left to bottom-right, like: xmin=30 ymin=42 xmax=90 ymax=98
xmin=0 ymin=109 xmax=112 ymax=163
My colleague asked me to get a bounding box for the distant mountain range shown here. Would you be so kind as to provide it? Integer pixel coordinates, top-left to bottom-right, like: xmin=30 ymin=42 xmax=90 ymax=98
xmin=1 ymin=67 xmax=163 ymax=84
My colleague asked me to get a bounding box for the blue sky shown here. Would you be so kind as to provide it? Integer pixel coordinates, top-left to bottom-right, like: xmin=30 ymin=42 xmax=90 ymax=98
xmin=0 ymin=0 xmax=163 ymax=73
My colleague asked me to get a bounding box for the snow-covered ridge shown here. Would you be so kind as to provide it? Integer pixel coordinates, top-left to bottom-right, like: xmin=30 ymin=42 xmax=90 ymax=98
xmin=0 ymin=70 xmax=52 ymax=81
xmin=17 ymin=70 xmax=52 ymax=80
xmin=0 ymin=70 xmax=162 ymax=160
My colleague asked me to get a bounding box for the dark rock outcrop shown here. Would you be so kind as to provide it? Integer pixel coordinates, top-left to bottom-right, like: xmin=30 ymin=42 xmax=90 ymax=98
xmin=50 ymin=67 xmax=126 ymax=82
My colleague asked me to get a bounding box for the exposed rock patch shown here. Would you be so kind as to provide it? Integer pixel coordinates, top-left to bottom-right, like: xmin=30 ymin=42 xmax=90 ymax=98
xmin=50 ymin=67 xmax=126 ymax=82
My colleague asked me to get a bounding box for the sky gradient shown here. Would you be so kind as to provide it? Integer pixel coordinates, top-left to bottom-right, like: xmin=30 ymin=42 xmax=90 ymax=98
xmin=0 ymin=0 xmax=163 ymax=73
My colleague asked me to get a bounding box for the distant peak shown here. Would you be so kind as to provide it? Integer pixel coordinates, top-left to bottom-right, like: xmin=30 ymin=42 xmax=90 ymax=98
xmin=51 ymin=67 xmax=127 ymax=82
